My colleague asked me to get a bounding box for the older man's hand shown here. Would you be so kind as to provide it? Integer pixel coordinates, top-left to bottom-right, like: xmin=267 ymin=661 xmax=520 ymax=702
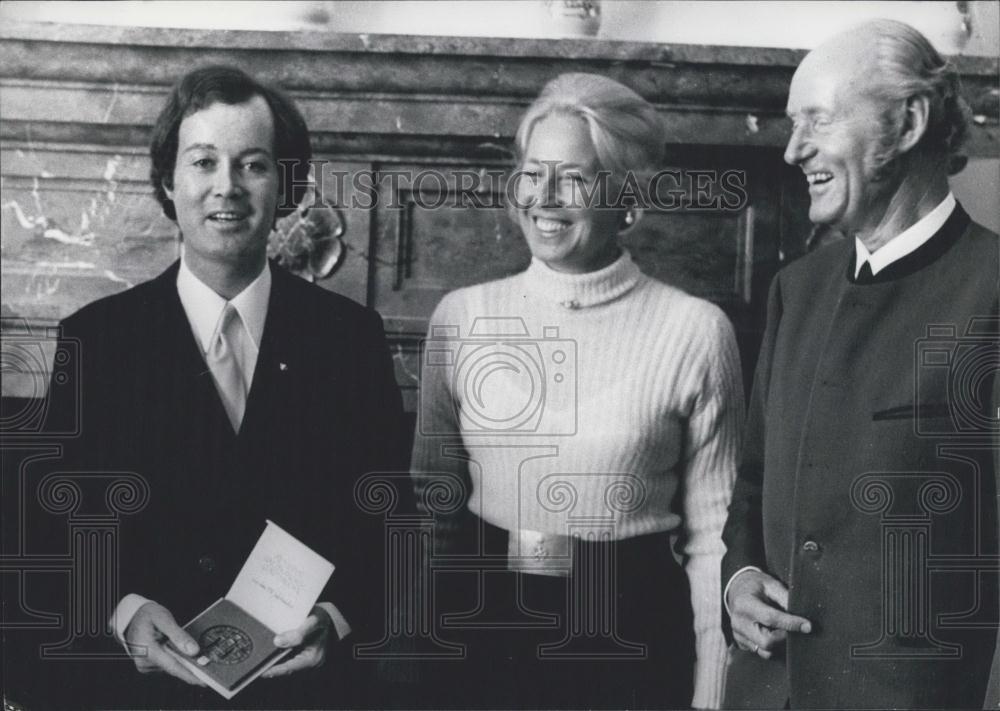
xmin=260 ymin=605 xmax=333 ymax=678
xmin=727 ymin=569 xmax=812 ymax=659
xmin=124 ymin=601 xmax=204 ymax=685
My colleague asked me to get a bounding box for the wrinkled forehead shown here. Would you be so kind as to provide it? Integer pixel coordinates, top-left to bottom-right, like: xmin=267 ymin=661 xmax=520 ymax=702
xmin=786 ymin=39 xmax=878 ymax=115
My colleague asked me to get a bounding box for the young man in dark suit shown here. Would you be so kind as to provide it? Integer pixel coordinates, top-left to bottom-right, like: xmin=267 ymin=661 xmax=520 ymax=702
xmin=36 ymin=65 xmax=406 ymax=708
xmin=721 ymin=19 xmax=998 ymax=710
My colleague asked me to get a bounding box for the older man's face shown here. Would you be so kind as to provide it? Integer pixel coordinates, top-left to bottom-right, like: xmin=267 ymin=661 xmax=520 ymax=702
xmin=783 ymin=52 xmax=893 ymax=237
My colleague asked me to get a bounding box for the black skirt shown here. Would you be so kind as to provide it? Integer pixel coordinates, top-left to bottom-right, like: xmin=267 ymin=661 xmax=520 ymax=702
xmin=420 ymin=517 xmax=696 ymax=709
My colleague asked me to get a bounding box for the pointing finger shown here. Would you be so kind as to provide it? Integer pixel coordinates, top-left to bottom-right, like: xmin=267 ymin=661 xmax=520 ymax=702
xmin=761 ymin=576 xmax=790 ymax=610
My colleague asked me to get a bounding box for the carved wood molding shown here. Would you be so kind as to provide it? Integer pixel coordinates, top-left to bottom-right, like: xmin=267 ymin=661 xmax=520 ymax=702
xmin=2 ymin=21 xmax=997 ymax=155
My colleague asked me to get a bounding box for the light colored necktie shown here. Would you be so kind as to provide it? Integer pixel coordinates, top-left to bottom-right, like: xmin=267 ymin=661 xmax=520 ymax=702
xmin=206 ymin=303 xmax=248 ymax=432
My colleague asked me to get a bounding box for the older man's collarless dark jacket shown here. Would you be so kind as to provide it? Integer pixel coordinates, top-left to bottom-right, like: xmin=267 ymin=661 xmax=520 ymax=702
xmin=722 ymin=206 xmax=999 ymax=709
xmin=32 ymin=260 xmax=407 ymax=709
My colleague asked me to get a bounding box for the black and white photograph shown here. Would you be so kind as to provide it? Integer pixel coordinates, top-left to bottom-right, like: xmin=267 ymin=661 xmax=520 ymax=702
xmin=1 ymin=1 xmax=998 ymax=709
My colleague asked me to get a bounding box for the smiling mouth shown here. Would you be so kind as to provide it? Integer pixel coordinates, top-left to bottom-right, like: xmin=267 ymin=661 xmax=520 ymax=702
xmin=806 ymin=172 xmax=833 ymax=187
xmin=207 ymin=211 xmax=249 ymax=223
xmin=533 ymin=216 xmax=571 ymax=235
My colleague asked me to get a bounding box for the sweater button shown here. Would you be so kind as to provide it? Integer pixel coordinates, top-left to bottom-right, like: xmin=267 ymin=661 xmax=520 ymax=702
xmin=198 ymin=555 xmax=216 ymax=573
xmin=802 ymin=540 xmax=820 ymax=553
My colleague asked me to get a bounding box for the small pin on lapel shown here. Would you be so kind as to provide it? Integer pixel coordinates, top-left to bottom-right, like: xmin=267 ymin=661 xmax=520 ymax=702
xmin=279 ymin=362 xmax=288 ymax=371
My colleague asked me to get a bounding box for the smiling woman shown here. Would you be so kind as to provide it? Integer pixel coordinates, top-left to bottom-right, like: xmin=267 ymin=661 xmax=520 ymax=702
xmin=411 ymin=73 xmax=745 ymax=710
xmin=513 ymin=112 xmax=622 ymax=273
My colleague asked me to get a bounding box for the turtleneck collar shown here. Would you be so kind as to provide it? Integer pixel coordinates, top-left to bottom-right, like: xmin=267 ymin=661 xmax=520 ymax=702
xmin=523 ymin=250 xmax=643 ymax=310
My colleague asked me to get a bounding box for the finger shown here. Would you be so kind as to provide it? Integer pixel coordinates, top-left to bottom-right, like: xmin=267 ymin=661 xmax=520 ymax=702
xmin=738 ymin=594 xmax=811 ymax=634
xmin=757 ymin=580 xmax=813 ymax=633
xmin=733 ymin=630 xmax=754 ymax=651
xmin=760 ymin=625 xmax=788 ymax=646
xmin=147 ymin=646 xmax=205 ymax=686
xmin=134 ymin=656 xmax=157 ymax=673
xmin=261 ymin=645 xmax=323 ymax=677
xmin=755 ymin=625 xmax=787 ymax=656
xmin=125 ymin=637 xmax=153 ymax=659
xmin=156 ymin=617 xmax=199 ymax=657
xmin=759 ymin=606 xmax=812 ymax=633
xmin=125 ymin=627 xmax=163 ymax=660
xmin=124 ymin=613 xmax=158 ymax=655
xmin=761 ymin=577 xmax=789 ymax=610
xmin=733 ymin=616 xmax=781 ymax=649
xmin=733 ymin=630 xmax=773 ymax=660
xmin=274 ymin=613 xmax=322 ymax=648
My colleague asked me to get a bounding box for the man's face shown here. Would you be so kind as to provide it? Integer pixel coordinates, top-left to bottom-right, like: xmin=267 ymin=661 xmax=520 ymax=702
xmin=165 ymin=95 xmax=280 ymax=275
xmin=783 ymin=53 xmax=894 ymax=237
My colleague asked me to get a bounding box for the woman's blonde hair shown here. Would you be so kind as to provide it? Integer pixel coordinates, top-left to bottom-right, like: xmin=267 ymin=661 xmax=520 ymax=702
xmin=515 ymin=73 xmax=665 ymax=194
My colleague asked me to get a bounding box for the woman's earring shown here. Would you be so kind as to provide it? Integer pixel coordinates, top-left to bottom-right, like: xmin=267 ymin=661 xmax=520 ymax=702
xmin=623 ymin=210 xmax=635 ymax=227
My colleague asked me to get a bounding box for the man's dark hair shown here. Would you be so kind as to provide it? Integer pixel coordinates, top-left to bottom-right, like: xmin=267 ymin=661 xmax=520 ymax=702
xmin=149 ymin=65 xmax=312 ymax=221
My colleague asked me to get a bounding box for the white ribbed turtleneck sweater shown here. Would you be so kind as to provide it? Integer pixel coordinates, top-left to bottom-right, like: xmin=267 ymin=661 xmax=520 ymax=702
xmin=412 ymin=251 xmax=744 ymax=709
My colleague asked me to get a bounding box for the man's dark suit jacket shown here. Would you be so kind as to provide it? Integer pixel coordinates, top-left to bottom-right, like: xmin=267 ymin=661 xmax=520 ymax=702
xmin=19 ymin=260 xmax=407 ymax=709
xmin=722 ymin=206 xmax=999 ymax=709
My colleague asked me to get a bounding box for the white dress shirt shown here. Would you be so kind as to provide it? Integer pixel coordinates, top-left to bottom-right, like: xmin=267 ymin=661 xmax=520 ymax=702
xmin=112 ymin=257 xmax=350 ymax=647
xmin=177 ymin=255 xmax=270 ymax=384
xmin=725 ymin=192 xmax=959 ymax=611
xmin=854 ymin=192 xmax=956 ymax=277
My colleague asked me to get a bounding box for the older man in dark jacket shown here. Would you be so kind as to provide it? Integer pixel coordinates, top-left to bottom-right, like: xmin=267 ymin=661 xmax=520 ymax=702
xmin=722 ymin=19 xmax=998 ymax=710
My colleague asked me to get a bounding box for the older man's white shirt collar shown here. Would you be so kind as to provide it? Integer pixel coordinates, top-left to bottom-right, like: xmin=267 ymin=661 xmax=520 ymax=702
xmin=854 ymin=193 xmax=956 ymax=278
xmin=176 ymin=257 xmax=271 ymax=354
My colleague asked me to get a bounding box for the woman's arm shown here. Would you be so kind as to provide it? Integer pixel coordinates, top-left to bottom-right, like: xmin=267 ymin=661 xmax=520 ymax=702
xmin=680 ymin=308 xmax=746 ymax=710
xmin=410 ymin=293 xmax=476 ymax=554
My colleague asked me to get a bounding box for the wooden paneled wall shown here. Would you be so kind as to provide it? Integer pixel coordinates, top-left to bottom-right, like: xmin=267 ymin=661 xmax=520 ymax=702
xmin=2 ymin=22 xmax=998 ymax=410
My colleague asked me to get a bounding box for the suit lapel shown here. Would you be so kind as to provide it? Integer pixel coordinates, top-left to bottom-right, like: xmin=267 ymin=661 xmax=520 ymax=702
xmin=149 ymin=261 xmax=321 ymax=444
xmin=239 ymin=265 xmax=302 ymax=441
xmin=147 ymin=261 xmax=239 ymax=441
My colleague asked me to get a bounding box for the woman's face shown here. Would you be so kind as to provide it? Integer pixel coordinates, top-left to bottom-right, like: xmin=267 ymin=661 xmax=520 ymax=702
xmin=514 ymin=112 xmax=622 ymax=274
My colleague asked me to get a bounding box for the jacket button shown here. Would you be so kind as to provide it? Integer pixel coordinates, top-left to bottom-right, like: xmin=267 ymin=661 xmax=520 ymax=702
xmin=802 ymin=540 xmax=820 ymax=553
xmin=198 ymin=555 xmax=216 ymax=572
